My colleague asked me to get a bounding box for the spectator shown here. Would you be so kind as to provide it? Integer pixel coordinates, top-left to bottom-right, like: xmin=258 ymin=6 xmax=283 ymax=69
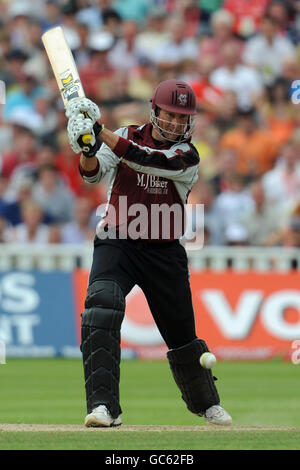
xmin=32 ymin=163 xmax=74 ymax=223
xmin=210 ymin=41 xmax=264 ymax=108
xmin=113 ymin=0 xmax=152 ymax=24
xmin=108 ymin=20 xmax=140 ymax=72
xmin=1 ymin=125 xmax=37 ymax=180
xmin=7 ymin=2 xmax=32 ymax=49
xmin=54 ymin=130 xmax=107 ymax=209
xmin=262 ymin=139 xmax=300 ymax=211
xmin=3 ymin=48 xmax=30 ymax=91
xmin=1 ymin=175 xmax=55 ymax=227
xmin=36 ymin=144 xmax=56 ymax=168
xmin=61 ymin=4 xmax=83 ymax=52
xmin=171 ymin=0 xmax=201 ymax=38
xmin=40 ymin=0 xmax=62 ymax=32
xmin=239 ymin=178 xmax=285 ymax=245
xmin=187 ymin=180 xmax=225 ymax=246
xmin=214 ymin=90 xmax=239 ymax=133
xmin=0 ymin=173 xmax=10 ymax=215
xmin=220 ymin=106 xmax=279 ymax=178
xmin=223 ymin=0 xmax=271 ymax=38
xmin=198 ymin=0 xmax=224 ymax=24
xmin=243 ymin=14 xmax=296 ymax=86
xmin=214 ymin=173 xmax=254 ymax=233
xmin=266 ymin=0 xmax=300 ymax=44
xmin=101 ymin=7 xmax=122 ymax=38
xmin=21 ymin=18 xmax=48 ymax=83
xmin=192 ymin=113 xmax=221 ymax=179
xmin=135 ymin=8 xmax=169 ymax=63
xmin=34 ymin=91 xmax=58 ymax=139
xmin=7 ymin=199 xmax=51 ymax=244
xmin=200 ymin=9 xmax=244 ymax=66
xmin=209 ymin=148 xmax=239 ymax=195
xmin=75 ymin=1 xmax=103 ymax=32
xmin=73 ymin=22 xmax=92 ymax=69
xmin=4 ymin=73 xmax=46 ymax=120
xmin=257 ymin=77 xmax=297 ymax=146
xmin=100 ymin=71 xmax=136 ymax=107
xmin=190 ymin=56 xmax=224 ymax=115
xmin=55 ymin=131 xmax=82 ymax=195
xmin=61 ymin=197 xmax=95 ymax=244
xmin=282 ymin=55 xmax=300 ymax=82
xmin=153 ymin=15 xmax=198 ymax=68
xmin=127 ymin=56 xmax=157 ymax=101
xmin=0 ymin=216 xmax=10 ymax=243
xmin=281 ymin=204 xmax=300 ymax=248
xmin=224 ymin=223 xmax=249 ymax=246
xmin=79 ymin=31 xmax=116 ymax=101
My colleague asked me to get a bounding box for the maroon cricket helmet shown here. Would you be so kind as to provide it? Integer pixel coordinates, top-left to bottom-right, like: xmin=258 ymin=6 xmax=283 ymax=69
xmin=151 ymin=79 xmax=197 ymax=115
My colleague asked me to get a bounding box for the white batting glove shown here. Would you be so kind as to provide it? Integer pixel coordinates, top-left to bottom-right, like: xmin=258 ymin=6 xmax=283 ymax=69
xmin=67 ymin=113 xmax=95 ymax=154
xmin=65 ymin=97 xmax=101 ymax=123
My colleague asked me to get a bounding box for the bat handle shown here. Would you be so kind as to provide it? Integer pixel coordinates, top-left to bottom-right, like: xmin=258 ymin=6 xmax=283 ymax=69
xmin=81 ymin=111 xmax=92 ymax=144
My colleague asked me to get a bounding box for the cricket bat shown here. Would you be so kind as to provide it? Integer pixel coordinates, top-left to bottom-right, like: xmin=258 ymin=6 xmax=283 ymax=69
xmin=42 ymin=26 xmax=92 ymax=149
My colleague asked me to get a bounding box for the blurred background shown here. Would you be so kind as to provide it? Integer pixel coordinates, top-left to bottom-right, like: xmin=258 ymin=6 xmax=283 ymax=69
xmin=0 ymin=0 xmax=300 ymax=363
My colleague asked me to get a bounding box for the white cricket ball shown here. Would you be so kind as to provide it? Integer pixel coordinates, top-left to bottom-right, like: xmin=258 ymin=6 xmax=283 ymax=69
xmin=200 ymin=352 xmax=217 ymax=369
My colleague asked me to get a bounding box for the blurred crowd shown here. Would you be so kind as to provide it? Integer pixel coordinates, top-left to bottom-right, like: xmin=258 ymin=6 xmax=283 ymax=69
xmin=1 ymin=0 xmax=300 ymax=247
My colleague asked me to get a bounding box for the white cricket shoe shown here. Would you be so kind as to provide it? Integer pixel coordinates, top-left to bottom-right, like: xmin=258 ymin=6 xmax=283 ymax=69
xmin=204 ymin=405 xmax=232 ymax=426
xmin=84 ymin=405 xmax=122 ymax=428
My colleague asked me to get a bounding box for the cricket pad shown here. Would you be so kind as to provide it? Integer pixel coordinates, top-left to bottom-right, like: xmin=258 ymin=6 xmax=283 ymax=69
xmin=81 ymin=279 xmax=125 ymax=418
xmin=167 ymin=339 xmax=220 ymax=415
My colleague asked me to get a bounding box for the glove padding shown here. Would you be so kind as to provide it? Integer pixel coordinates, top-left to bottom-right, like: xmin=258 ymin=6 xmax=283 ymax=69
xmin=67 ymin=114 xmax=96 ymax=154
xmin=65 ymin=97 xmax=101 ymax=123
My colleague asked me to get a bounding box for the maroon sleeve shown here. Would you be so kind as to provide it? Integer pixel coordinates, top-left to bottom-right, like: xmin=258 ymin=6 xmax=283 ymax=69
xmin=113 ymin=137 xmax=199 ymax=171
xmin=113 ymin=137 xmax=131 ymax=157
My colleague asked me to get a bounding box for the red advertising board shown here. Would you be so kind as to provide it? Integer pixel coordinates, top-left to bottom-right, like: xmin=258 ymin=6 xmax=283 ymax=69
xmin=190 ymin=270 xmax=300 ymax=361
xmin=73 ymin=269 xmax=300 ymax=360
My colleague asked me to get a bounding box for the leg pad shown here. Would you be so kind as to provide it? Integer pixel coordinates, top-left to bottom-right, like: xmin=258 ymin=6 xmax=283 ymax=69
xmin=167 ymin=339 xmax=220 ymax=415
xmin=81 ymin=280 xmax=125 ymax=418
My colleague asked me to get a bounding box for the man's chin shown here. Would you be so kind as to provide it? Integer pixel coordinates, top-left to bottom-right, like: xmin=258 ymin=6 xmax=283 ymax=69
xmin=161 ymin=131 xmax=177 ymax=142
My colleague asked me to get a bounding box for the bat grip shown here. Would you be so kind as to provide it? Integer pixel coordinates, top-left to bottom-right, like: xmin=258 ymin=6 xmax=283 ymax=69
xmin=81 ymin=111 xmax=92 ymax=144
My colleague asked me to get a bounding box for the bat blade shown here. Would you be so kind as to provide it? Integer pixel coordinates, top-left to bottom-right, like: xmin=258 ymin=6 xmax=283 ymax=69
xmin=42 ymin=26 xmax=85 ymax=105
xmin=42 ymin=26 xmax=92 ymax=145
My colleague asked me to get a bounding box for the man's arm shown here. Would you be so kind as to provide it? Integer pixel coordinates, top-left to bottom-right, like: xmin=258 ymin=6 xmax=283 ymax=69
xmin=66 ymin=98 xmax=199 ymax=184
xmin=79 ymin=127 xmax=119 ymax=172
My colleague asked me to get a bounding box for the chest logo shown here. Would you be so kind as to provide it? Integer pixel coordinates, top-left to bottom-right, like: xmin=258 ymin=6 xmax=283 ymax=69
xmin=137 ymin=174 xmax=168 ymax=194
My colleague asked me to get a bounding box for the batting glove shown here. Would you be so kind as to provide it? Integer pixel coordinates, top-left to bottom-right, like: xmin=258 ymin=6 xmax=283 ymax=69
xmin=65 ymin=97 xmax=101 ymax=124
xmin=67 ymin=113 xmax=101 ymax=155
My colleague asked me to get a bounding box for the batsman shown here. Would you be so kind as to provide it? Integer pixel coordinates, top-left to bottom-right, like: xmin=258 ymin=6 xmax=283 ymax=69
xmin=66 ymin=79 xmax=232 ymax=427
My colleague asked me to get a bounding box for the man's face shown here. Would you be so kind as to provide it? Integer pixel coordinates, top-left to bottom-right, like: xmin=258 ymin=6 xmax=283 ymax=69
xmin=261 ymin=18 xmax=277 ymax=40
xmin=156 ymin=108 xmax=190 ymax=142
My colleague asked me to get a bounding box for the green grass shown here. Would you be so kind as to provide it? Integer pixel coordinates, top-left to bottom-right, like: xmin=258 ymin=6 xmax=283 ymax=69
xmin=0 ymin=358 xmax=299 ymax=449
xmin=0 ymin=430 xmax=299 ymax=450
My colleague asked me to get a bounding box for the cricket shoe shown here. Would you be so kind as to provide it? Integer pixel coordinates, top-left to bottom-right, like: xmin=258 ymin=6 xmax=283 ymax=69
xmin=84 ymin=405 xmax=122 ymax=428
xmin=204 ymin=405 xmax=232 ymax=426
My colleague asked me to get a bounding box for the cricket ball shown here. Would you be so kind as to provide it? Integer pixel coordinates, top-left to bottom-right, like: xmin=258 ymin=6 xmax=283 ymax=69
xmin=200 ymin=352 xmax=217 ymax=369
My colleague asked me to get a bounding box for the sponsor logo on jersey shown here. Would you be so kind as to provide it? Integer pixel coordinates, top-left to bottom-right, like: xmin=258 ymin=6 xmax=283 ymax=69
xmin=136 ymin=174 xmax=168 ymax=194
